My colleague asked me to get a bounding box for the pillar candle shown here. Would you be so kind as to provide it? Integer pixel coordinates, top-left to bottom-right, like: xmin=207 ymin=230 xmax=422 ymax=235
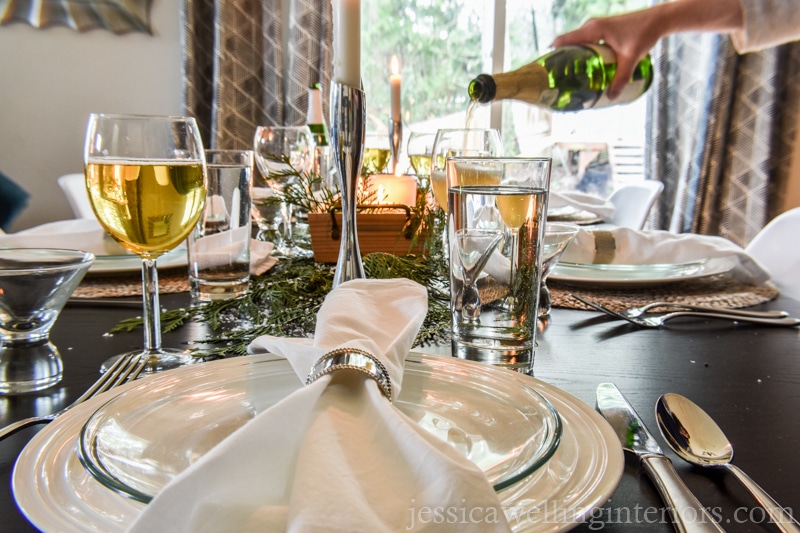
xmin=333 ymin=0 xmax=361 ymax=88
xmin=369 ymin=173 xmax=417 ymax=206
xmin=390 ymin=55 xmax=401 ymax=122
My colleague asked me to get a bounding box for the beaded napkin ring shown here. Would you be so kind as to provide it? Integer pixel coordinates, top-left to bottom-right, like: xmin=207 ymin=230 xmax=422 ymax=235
xmin=306 ymin=348 xmax=393 ymax=401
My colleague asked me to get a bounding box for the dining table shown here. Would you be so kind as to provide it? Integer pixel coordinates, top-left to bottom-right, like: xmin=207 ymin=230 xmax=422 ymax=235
xmin=1 ymin=284 xmax=799 ymax=532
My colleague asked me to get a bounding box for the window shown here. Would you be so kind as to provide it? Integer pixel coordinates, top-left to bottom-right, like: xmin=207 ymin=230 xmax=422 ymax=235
xmin=362 ymin=0 xmax=650 ymax=194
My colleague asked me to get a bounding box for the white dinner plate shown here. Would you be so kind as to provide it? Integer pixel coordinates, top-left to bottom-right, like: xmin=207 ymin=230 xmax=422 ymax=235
xmin=13 ymin=354 xmax=623 ymax=533
xmin=89 ymin=246 xmax=188 ymax=274
xmin=549 ymin=255 xmax=738 ymax=287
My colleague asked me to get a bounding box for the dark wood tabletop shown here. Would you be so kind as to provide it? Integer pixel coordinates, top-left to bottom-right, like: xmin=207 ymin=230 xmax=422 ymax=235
xmin=2 ymin=290 xmax=799 ymax=532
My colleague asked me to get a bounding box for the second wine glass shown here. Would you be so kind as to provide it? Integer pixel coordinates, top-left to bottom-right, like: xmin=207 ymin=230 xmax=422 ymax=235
xmin=253 ymin=125 xmax=314 ymax=258
xmin=84 ymin=113 xmax=207 ymax=373
xmin=430 ymin=128 xmax=503 ymax=214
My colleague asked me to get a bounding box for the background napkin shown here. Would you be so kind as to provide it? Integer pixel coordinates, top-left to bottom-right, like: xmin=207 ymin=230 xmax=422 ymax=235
xmin=191 ymin=227 xmax=277 ymax=276
xmin=549 ymin=191 xmax=615 ymax=221
xmin=0 ymin=218 xmax=128 ymax=255
xmin=127 ymin=278 xmax=510 ymax=533
xmin=560 ymin=227 xmax=770 ymax=284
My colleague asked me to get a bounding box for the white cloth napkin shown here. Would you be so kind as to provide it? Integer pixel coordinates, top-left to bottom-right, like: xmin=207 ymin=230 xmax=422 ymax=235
xmin=191 ymin=227 xmax=277 ymax=276
xmin=549 ymin=191 xmax=615 ymax=221
xmin=0 ymin=218 xmax=128 ymax=255
xmin=127 ymin=278 xmax=510 ymax=533
xmin=560 ymin=227 xmax=770 ymax=284
xmin=250 ymin=239 xmax=278 ymax=275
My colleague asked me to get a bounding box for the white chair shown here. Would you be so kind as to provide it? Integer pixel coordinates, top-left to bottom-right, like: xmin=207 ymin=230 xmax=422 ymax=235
xmin=607 ymin=180 xmax=664 ymax=229
xmin=57 ymin=173 xmax=95 ymax=219
xmin=745 ymin=207 xmax=800 ymax=301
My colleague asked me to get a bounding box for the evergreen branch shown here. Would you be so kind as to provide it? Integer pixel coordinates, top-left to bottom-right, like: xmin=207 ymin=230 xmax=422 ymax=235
xmin=111 ymin=253 xmax=451 ymax=357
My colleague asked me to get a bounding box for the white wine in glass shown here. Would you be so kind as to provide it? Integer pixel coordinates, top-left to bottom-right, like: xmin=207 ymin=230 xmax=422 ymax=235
xmin=406 ymin=131 xmax=437 ymax=190
xmin=84 ymin=114 xmax=207 ymax=373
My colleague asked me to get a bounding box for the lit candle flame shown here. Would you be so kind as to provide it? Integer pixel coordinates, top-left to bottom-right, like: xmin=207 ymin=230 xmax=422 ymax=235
xmin=390 ymin=55 xmax=400 ymax=75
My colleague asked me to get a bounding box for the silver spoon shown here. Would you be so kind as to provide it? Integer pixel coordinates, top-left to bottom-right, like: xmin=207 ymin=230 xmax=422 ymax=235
xmin=656 ymin=393 xmax=800 ymax=533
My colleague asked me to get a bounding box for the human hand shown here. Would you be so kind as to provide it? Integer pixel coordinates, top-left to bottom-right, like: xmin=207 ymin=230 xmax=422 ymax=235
xmin=552 ymin=9 xmax=662 ymax=100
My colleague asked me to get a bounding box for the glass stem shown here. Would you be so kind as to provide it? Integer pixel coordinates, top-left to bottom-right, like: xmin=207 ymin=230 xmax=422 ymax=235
xmin=141 ymin=258 xmax=162 ymax=353
xmin=282 ymin=201 xmax=294 ymax=246
xmin=509 ymin=228 xmax=519 ymax=300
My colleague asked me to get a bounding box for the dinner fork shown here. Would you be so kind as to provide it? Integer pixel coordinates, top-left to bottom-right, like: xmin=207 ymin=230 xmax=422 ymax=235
xmin=570 ymin=294 xmax=800 ymax=329
xmin=0 ymin=352 xmax=146 ymax=442
xmin=604 ymin=301 xmax=788 ymax=319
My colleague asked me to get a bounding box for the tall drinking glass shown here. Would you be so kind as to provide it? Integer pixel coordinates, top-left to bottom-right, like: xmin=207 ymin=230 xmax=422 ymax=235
xmin=253 ymin=125 xmax=313 ymax=258
xmin=84 ymin=114 xmax=207 ymax=373
xmin=447 ymin=157 xmax=551 ymax=374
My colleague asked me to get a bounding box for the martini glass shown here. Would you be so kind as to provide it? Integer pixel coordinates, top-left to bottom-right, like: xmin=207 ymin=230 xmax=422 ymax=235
xmin=539 ymin=222 xmax=580 ymax=318
xmin=453 ymin=228 xmax=504 ymax=322
xmin=84 ymin=114 xmax=207 ymax=373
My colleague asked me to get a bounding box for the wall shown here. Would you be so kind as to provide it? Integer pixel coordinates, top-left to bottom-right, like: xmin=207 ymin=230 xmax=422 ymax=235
xmin=0 ymin=2 xmax=182 ymax=231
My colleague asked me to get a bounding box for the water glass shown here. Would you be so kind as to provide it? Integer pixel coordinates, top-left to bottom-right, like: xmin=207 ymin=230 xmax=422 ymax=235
xmin=188 ymin=149 xmax=253 ymax=301
xmin=448 ymin=157 xmax=551 ymax=374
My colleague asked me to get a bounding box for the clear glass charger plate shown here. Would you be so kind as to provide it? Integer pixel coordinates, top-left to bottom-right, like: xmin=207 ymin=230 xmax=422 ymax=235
xmin=77 ymin=352 xmax=562 ymax=503
xmin=549 ymin=255 xmax=738 ymax=287
xmin=14 ymin=353 xmax=623 ymax=533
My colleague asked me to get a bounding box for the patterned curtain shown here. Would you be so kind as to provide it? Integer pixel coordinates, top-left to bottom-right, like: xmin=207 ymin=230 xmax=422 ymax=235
xmin=647 ymin=32 xmax=800 ymax=246
xmin=181 ymin=0 xmax=332 ymax=151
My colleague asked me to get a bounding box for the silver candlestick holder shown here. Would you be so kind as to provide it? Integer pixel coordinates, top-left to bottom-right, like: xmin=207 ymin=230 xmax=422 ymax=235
xmin=330 ymin=81 xmax=367 ymax=287
xmin=389 ymin=118 xmax=402 ymax=174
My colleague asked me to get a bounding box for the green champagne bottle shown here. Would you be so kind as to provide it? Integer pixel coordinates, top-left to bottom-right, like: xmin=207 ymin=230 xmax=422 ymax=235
xmin=468 ymin=44 xmax=653 ymax=111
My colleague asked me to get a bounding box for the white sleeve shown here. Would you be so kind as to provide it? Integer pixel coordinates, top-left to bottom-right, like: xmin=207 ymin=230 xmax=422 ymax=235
xmin=731 ymin=0 xmax=800 ymax=53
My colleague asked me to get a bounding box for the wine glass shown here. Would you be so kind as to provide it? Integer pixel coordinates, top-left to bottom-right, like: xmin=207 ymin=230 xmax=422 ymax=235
xmin=431 ymin=128 xmax=503 ymax=213
xmin=406 ymin=131 xmax=437 ymax=185
xmin=539 ymin=222 xmax=580 ymax=319
xmin=362 ymin=131 xmax=392 ymax=174
xmin=253 ymin=125 xmax=314 ymax=258
xmin=84 ymin=114 xmax=207 ymax=373
xmin=431 ymin=128 xmax=503 ymax=258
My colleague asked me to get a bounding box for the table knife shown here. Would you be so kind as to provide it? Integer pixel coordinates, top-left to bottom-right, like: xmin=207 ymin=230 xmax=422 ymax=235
xmin=596 ymin=383 xmax=726 ymax=533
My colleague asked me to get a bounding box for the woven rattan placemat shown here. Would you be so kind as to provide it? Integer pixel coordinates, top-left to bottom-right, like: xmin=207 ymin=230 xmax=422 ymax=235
xmin=72 ymin=267 xmax=778 ymax=312
xmin=550 ymin=275 xmax=779 ymax=312
xmin=73 ymin=269 xmax=190 ymax=299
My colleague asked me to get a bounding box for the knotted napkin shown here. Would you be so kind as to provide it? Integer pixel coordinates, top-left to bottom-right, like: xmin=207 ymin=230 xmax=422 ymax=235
xmin=127 ymin=278 xmax=510 ymax=533
xmin=549 ymin=191 xmax=615 ymax=221
xmin=560 ymin=227 xmax=770 ymax=284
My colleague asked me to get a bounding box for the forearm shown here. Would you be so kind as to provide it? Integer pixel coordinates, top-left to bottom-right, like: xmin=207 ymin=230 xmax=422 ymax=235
xmin=733 ymin=0 xmax=800 ymax=52
xmin=650 ymin=0 xmax=744 ymax=37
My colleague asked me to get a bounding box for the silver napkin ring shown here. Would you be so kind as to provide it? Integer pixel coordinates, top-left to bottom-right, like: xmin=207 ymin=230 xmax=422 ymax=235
xmin=306 ymin=348 xmax=393 ymax=401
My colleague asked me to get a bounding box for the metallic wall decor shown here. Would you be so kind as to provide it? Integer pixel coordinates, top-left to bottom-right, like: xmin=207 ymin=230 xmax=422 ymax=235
xmin=0 ymin=0 xmax=153 ymax=34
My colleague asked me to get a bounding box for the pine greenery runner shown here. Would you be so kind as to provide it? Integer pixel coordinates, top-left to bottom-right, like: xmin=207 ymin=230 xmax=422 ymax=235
xmin=111 ymin=159 xmax=450 ymax=358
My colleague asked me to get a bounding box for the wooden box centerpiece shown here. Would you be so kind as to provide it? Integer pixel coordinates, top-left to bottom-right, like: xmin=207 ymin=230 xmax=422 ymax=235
xmin=307 ymin=205 xmax=424 ymax=263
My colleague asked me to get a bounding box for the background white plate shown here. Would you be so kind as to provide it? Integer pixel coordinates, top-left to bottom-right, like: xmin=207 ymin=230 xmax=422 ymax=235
xmin=89 ymin=246 xmax=188 ymax=274
xmin=549 ymin=256 xmax=737 ymax=288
